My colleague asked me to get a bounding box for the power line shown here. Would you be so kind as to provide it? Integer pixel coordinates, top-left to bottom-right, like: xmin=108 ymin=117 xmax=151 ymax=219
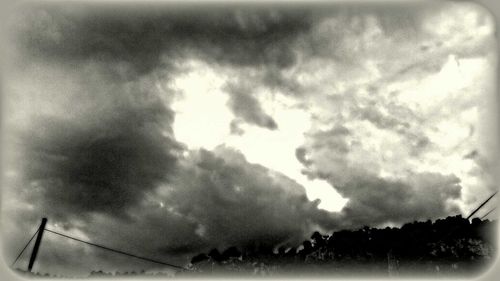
xmin=467 ymin=191 xmax=497 ymax=220
xmin=414 ymin=191 xmax=498 ymax=263
xmin=44 ymin=229 xmax=189 ymax=271
xmin=11 ymin=228 xmax=39 ymax=267
xmin=480 ymin=207 xmax=496 ymax=220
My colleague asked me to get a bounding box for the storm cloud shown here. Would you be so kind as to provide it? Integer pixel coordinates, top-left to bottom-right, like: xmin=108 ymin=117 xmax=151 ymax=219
xmin=14 ymin=4 xmax=312 ymax=77
xmin=2 ymin=3 xmax=320 ymax=274
xmin=20 ymin=105 xmax=181 ymax=221
xmin=162 ymin=147 xmax=331 ymax=252
xmin=297 ymin=121 xmax=464 ymax=228
xmin=1 ymin=1 xmax=497 ymax=276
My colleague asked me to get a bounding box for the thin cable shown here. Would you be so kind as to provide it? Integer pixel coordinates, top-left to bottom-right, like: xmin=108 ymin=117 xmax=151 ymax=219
xmin=11 ymin=229 xmax=39 ymax=267
xmin=413 ymin=193 xmax=497 ymax=262
xmin=44 ymin=229 xmax=189 ymax=271
xmin=480 ymin=207 xmax=496 ymax=220
xmin=467 ymin=191 xmax=497 ymax=220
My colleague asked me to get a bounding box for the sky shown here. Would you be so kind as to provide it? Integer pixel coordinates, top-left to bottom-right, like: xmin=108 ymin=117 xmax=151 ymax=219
xmin=1 ymin=1 xmax=498 ymax=276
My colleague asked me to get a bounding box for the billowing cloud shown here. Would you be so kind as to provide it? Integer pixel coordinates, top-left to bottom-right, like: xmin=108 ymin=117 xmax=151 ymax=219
xmin=296 ymin=122 xmax=463 ymax=228
xmin=326 ymin=173 xmax=462 ymax=229
xmin=81 ymin=146 xmax=336 ymax=269
xmin=1 ymin=63 xmax=186 ymax=274
xmin=12 ymin=4 xmax=312 ymax=77
xmin=290 ymin=1 xmax=496 ymax=229
xmin=19 ymin=103 xmax=181 ymax=222
xmin=225 ymin=81 xmax=278 ymax=130
xmin=164 ymin=147 xmax=330 ymax=251
xmin=2 ymin=4 xmax=318 ymax=275
xmin=4 ymin=146 xmax=336 ymax=275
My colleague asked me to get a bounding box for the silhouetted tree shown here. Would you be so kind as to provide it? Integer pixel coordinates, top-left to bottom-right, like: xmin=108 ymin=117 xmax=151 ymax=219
xmin=191 ymin=253 xmax=209 ymax=264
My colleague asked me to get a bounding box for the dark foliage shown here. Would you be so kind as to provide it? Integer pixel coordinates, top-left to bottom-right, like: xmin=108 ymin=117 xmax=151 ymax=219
xmin=186 ymin=215 xmax=497 ymax=277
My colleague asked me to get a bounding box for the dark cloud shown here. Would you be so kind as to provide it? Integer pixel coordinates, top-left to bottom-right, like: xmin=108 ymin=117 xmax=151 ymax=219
xmin=9 ymin=3 xmax=312 ymax=133
xmin=6 ymin=3 xmax=314 ymax=225
xmin=297 ymin=133 xmax=463 ymax=229
xmin=20 ymin=146 xmax=337 ymax=275
xmin=225 ymin=81 xmax=278 ymax=130
xmin=305 ymin=125 xmax=352 ymax=157
xmin=15 ymin=75 xmax=182 ymax=223
xmin=161 ymin=147 xmax=329 ymax=252
xmin=12 ymin=4 xmax=312 ymax=77
xmin=335 ymin=173 xmax=462 ymax=229
xmin=3 ymin=5 xmax=318 ymax=273
xmin=1 ymin=64 xmax=185 ymax=274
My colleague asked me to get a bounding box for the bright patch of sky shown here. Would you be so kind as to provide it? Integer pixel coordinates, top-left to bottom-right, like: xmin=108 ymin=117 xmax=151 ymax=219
xmin=170 ymin=60 xmax=348 ymax=212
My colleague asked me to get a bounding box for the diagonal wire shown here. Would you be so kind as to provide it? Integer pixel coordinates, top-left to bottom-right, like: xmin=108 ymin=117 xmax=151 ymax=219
xmin=467 ymin=191 xmax=498 ymax=220
xmin=11 ymin=228 xmax=39 ymax=267
xmin=413 ymin=191 xmax=497 ymax=262
xmin=480 ymin=207 xmax=496 ymax=220
xmin=44 ymin=228 xmax=189 ymax=271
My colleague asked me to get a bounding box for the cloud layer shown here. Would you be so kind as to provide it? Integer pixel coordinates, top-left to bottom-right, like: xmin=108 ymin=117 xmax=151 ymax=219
xmin=2 ymin=1 xmax=496 ymax=276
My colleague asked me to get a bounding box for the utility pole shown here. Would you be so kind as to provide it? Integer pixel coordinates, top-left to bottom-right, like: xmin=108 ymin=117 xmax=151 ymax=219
xmin=28 ymin=218 xmax=47 ymax=272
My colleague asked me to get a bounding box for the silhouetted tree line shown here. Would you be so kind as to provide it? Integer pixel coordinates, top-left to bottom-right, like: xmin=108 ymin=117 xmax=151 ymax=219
xmin=11 ymin=215 xmax=497 ymax=278
xmin=186 ymin=215 xmax=497 ymax=277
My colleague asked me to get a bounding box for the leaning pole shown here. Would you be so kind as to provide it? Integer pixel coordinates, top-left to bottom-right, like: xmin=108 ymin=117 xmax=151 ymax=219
xmin=28 ymin=218 xmax=47 ymax=272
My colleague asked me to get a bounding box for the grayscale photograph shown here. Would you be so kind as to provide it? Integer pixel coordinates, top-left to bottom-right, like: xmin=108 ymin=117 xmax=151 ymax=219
xmin=1 ymin=0 xmax=498 ymax=279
